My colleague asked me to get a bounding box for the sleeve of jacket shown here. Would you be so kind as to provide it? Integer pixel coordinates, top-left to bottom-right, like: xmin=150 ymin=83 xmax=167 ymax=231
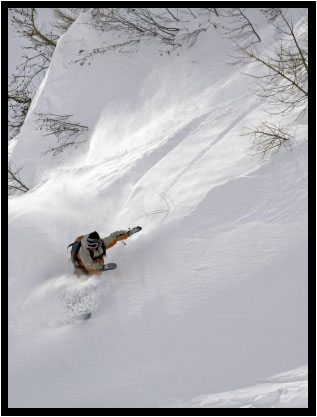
xmin=102 ymin=230 xmax=129 ymax=249
xmin=79 ymin=246 xmax=103 ymax=271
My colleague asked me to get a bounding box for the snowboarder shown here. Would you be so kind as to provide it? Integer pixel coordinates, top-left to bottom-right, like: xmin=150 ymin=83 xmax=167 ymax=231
xmin=69 ymin=227 xmax=142 ymax=276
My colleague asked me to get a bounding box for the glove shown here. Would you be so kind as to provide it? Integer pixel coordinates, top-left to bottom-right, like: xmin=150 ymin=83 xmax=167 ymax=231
xmin=101 ymin=263 xmax=117 ymax=271
xmin=127 ymin=226 xmax=142 ymax=237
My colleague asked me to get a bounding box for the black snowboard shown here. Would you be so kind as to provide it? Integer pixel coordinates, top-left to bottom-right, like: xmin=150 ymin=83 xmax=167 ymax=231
xmin=77 ymin=264 xmax=117 ymax=320
xmin=80 ymin=312 xmax=92 ymax=320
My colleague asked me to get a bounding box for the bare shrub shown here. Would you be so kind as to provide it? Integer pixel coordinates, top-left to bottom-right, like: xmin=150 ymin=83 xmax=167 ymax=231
xmin=8 ymin=161 xmax=29 ymax=196
xmin=73 ymin=8 xmax=219 ymax=64
xmin=242 ymin=122 xmax=295 ymax=158
xmin=217 ymin=8 xmax=261 ymax=47
xmin=34 ymin=113 xmax=88 ymax=156
xmin=8 ymin=8 xmax=87 ymax=140
xmin=235 ymin=8 xmax=308 ymax=117
xmin=52 ymin=8 xmax=89 ymax=35
xmin=8 ymin=8 xmax=57 ymax=141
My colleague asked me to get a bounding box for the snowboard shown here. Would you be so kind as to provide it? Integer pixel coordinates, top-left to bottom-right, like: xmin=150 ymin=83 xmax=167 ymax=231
xmin=80 ymin=312 xmax=92 ymax=320
xmin=76 ymin=263 xmax=117 ymax=321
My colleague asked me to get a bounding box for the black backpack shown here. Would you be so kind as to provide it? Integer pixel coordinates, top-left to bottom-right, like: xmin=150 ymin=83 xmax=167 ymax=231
xmin=68 ymin=235 xmax=84 ymax=264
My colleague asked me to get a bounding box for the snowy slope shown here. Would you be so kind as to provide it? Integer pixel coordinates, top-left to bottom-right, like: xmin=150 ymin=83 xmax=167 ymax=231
xmin=174 ymin=366 xmax=308 ymax=408
xmin=8 ymin=9 xmax=308 ymax=408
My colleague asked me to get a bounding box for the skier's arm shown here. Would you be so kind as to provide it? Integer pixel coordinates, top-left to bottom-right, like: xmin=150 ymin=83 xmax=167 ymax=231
xmin=102 ymin=230 xmax=129 ymax=249
xmin=78 ymin=246 xmax=103 ymax=272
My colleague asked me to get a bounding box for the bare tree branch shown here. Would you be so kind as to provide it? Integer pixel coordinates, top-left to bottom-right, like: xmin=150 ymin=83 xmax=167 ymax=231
xmin=8 ymin=161 xmax=29 ymax=195
xmin=217 ymin=8 xmax=261 ymax=47
xmin=241 ymin=122 xmax=294 ymax=158
xmin=52 ymin=8 xmax=89 ymax=35
xmin=74 ymin=8 xmax=220 ymax=64
xmin=233 ymin=9 xmax=308 ymax=117
xmin=34 ymin=113 xmax=88 ymax=156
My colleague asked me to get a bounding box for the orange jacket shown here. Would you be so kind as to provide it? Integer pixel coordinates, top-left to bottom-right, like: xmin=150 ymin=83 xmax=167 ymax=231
xmin=75 ymin=231 xmax=129 ymax=275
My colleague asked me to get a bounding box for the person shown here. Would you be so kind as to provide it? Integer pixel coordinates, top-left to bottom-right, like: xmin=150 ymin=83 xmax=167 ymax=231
xmin=71 ymin=227 xmax=142 ymax=275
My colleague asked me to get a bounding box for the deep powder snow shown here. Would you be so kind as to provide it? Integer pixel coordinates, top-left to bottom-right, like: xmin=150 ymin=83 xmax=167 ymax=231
xmin=8 ymin=9 xmax=308 ymax=408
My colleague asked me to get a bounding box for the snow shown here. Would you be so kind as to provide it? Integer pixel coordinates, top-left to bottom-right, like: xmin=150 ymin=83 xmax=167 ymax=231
xmin=174 ymin=366 xmax=308 ymax=408
xmin=8 ymin=9 xmax=308 ymax=408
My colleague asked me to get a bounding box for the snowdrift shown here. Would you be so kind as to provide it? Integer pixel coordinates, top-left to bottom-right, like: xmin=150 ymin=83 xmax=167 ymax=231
xmin=8 ymin=10 xmax=308 ymax=408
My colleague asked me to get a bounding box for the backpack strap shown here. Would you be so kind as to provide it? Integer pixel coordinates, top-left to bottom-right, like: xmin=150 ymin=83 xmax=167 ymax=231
xmin=101 ymin=240 xmax=106 ymax=256
xmin=69 ymin=235 xmax=85 ymax=263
